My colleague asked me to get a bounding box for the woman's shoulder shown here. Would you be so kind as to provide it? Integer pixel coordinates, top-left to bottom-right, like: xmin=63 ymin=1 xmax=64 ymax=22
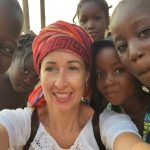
xmin=79 ymin=104 xmax=94 ymax=127
xmin=0 ymin=107 xmax=33 ymax=121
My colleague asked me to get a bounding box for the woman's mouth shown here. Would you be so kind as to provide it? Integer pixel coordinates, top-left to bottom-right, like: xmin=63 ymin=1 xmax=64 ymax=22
xmin=53 ymin=92 xmax=72 ymax=102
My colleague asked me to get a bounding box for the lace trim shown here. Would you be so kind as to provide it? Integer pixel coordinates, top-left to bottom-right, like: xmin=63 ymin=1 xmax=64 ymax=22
xmin=30 ymin=124 xmax=89 ymax=150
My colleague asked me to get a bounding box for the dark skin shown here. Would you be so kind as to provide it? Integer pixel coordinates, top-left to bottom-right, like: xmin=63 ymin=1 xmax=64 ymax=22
xmin=110 ymin=0 xmax=150 ymax=88
xmin=95 ymin=46 xmax=150 ymax=136
xmin=0 ymin=0 xmax=23 ymax=74
xmin=0 ymin=48 xmax=38 ymax=110
xmin=121 ymin=92 xmax=150 ymax=136
xmin=78 ymin=1 xmax=108 ymax=41
xmin=0 ymin=74 xmax=27 ymax=109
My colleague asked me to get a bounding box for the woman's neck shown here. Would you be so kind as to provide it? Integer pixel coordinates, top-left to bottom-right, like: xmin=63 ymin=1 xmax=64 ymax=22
xmin=38 ymin=103 xmax=94 ymax=149
xmin=39 ymin=103 xmax=93 ymax=132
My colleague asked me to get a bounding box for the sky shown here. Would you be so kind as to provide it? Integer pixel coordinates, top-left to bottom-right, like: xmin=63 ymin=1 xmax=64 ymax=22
xmin=18 ymin=0 xmax=120 ymax=34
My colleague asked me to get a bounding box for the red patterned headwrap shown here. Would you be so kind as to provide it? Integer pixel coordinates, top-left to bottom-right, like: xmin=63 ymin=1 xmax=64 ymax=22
xmin=28 ymin=20 xmax=93 ymax=108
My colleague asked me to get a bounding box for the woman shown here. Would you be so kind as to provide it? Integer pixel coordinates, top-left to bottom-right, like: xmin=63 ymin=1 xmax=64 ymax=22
xmin=0 ymin=21 xmax=144 ymax=150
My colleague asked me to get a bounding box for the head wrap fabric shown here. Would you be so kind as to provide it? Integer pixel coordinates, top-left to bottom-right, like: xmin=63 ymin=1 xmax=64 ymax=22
xmin=33 ymin=20 xmax=93 ymax=74
xmin=29 ymin=20 xmax=93 ymax=108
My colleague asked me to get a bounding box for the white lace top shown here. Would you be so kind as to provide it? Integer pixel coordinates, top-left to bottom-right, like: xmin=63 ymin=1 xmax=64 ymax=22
xmin=0 ymin=108 xmax=140 ymax=150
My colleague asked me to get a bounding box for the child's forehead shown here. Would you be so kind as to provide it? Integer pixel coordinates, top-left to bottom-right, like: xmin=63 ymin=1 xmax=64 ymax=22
xmin=0 ymin=0 xmax=23 ymax=38
xmin=0 ymin=16 xmax=20 ymax=39
xmin=117 ymin=0 xmax=150 ymax=13
xmin=110 ymin=0 xmax=150 ymax=29
xmin=80 ymin=1 xmax=104 ymax=12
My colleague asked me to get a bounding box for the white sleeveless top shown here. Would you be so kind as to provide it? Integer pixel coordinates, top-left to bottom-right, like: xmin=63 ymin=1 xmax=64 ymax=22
xmin=0 ymin=108 xmax=140 ymax=150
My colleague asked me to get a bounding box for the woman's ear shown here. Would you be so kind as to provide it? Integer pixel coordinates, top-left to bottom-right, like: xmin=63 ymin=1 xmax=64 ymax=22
xmin=86 ymin=71 xmax=90 ymax=83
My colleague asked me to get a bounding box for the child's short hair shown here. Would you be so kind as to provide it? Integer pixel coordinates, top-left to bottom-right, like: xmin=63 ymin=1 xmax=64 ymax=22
xmin=73 ymin=0 xmax=111 ymax=24
xmin=18 ymin=31 xmax=36 ymax=50
xmin=0 ymin=0 xmax=23 ymax=30
xmin=13 ymin=31 xmax=36 ymax=68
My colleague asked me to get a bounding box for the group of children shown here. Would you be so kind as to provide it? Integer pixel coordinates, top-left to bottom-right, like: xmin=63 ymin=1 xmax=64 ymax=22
xmin=74 ymin=0 xmax=150 ymax=147
xmin=0 ymin=31 xmax=38 ymax=110
xmin=0 ymin=0 xmax=150 ymax=149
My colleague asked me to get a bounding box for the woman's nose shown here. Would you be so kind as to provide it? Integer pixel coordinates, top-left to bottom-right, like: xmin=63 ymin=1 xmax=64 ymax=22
xmin=54 ymin=71 xmax=68 ymax=89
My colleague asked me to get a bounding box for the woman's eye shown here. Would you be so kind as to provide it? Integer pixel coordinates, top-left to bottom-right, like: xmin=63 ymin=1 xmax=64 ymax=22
xmin=116 ymin=42 xmax=128 ymax=53
xmin=138 ymin=28 xmax=150 ymax=38
xmin=45 ymin=67 xmax=54 ymax=72
xmin=69 ymin=66 xmax=79 ymax=71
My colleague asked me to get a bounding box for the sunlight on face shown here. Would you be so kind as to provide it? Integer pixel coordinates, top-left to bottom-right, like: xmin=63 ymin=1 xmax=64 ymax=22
xmin=40 ymin=50 xmax=89 ymax=111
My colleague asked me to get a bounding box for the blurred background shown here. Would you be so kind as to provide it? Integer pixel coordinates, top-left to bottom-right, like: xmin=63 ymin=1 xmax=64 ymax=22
xmin=18 ymin=0 xmax=120 ymax=34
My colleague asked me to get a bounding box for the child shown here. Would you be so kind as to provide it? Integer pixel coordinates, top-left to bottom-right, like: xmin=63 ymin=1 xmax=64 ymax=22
xmin=109 ymin=0 xmax=150 ymax=144
xmin=0 ymin=0 xmax=23 ymax=74
xmin=73 ymin=0 xmax=111 ymax=41
xmin=0 ymin=31 xmax=38 ymax=110
xmin=91 ymin=38 xmax=150 ymax=142
xmin=110 ymin=0 xmax=150 ymax=88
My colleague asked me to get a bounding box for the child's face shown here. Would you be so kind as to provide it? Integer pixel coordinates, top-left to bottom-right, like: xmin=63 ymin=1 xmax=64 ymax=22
xmin=110 ymin=1 xmax=150 ymax=87
xmin=95 ymin=46 xmax=140 ymax=105
xmin=0 ymin=9 xmax=21 ymax=74
xmin=78 ymin=1 xmax=108 ymax=41
xmin=9 ymin=49 xmax=38 ymax=93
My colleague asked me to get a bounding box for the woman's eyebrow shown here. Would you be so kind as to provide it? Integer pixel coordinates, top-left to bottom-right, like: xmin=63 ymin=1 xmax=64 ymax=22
xmin=67 ymin=60 xmax=82 ymax=65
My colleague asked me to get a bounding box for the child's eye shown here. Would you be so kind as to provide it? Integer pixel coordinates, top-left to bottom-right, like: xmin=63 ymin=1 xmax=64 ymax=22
xmin=116 ymin=42 xmax=128 ymax=53
xmin=94 ymin=16 xmax=102 ymax=21
xmin=96 ymin=71 xmax=106 ymax=79
xmin=0 ymin=45 xmax=13 ymax=56
xmin=138 ymin=27 xmax=150 ymax=38
xmin=79 ymin=18 xmax=87 ymax=24
xmin=23 ymin=69 xmax=30 ymax=75
xmin=115 ymin=68 xmax=125 ymax=75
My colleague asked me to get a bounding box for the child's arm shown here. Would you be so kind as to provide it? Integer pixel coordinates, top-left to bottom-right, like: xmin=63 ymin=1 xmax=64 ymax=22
xmin=131 ymin=142 xmax=150 ymax=150
xmin=0 ymin=124 xmax=9 ymax=149
xmin=114 ymin=132 xmax=150 ymax=150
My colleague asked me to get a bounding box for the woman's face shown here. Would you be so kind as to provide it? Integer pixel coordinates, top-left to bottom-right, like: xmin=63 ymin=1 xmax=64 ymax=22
xmin=40 ymin=50 xmax=89 ymax=111
xmin=95 ymin=46 xmax=140 ymax=105
xmin=110 ymin=1 xmax=150 ymax=87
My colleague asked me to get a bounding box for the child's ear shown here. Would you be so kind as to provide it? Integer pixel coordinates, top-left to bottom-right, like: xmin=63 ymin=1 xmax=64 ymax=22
xmin=106 ymin=16 xmax=110 ymax=30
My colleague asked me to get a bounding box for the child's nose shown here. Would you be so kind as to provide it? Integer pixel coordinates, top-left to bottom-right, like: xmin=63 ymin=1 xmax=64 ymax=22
xmin=129 ymin=41 xmax=145 ymax=62
xmin=23 ymin=78 xmax=32 ymax=85
xmin=86 ymin=20 xmax=94 ymax=29
xmin=104 ymin=74 xmax=114 ymax=87
xmin=23 ymin=75 xmax=36 ymax=85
